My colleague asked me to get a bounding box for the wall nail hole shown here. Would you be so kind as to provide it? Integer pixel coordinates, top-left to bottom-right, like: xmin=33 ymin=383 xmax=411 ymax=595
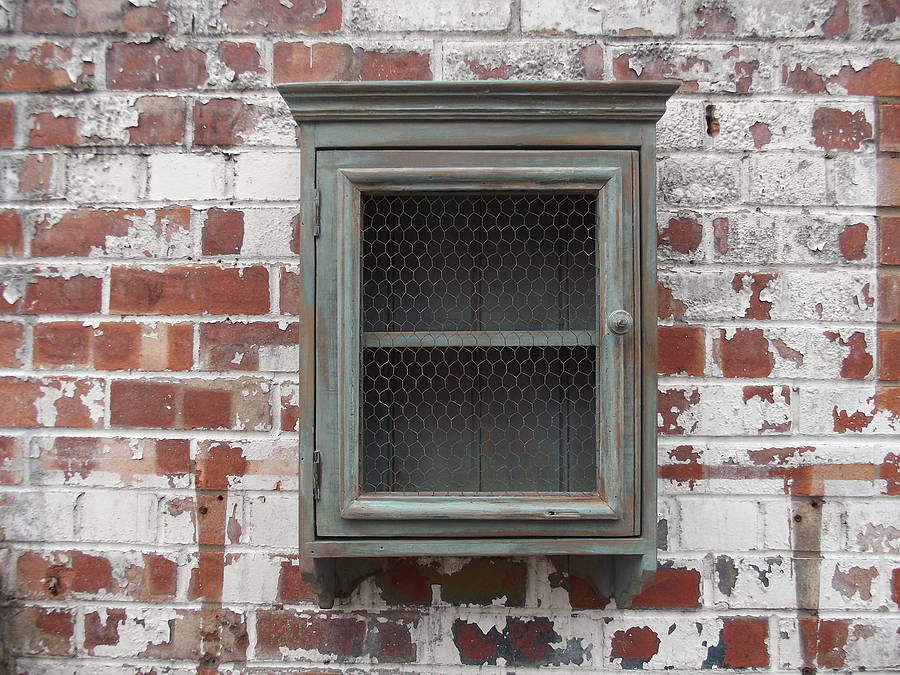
xmin=199 ymin=506 xmax=208 ymax=515
xmin=217 ymin=495 xmax=224 ymax=501
xmin=705 ymin=104 xmax=720 ymax=136
xmin=793 ymin=514 xmax=802 ymax=522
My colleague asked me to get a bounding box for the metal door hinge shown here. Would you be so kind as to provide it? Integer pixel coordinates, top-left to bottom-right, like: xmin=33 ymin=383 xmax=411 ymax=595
xmin=313 ymin=189 xmax=321 ymax=238
xmin=312 ymin=449 xmax=322 ymax=501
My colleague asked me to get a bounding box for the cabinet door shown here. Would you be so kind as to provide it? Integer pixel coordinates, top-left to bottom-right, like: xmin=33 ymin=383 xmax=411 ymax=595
xmin=315 ymin=150 xmax=639 ymax=538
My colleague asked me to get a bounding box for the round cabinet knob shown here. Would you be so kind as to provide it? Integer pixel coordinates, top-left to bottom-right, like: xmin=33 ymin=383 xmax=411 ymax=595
xmin=607 ymin=309 xmax=633 ymax=335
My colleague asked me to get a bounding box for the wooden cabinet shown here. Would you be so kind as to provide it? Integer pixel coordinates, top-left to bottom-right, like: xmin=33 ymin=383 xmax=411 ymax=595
xmin=277 ymin=81 xmax=677 ymax=607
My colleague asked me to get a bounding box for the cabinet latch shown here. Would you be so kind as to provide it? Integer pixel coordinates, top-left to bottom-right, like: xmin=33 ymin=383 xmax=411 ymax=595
xmin=313 ymin=189 xmax=321 ymax=238
xmin=312 ymin=449 xmax=321 ymax=501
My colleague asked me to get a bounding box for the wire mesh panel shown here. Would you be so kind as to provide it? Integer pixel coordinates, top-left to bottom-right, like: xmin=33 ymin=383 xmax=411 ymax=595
xmin=360 ymin=192 xmax=599 ymax=495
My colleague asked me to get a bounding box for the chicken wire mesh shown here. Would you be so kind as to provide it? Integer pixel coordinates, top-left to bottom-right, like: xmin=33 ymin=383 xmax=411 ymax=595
xmin=360 ymin=192 xmax=599 ymax=494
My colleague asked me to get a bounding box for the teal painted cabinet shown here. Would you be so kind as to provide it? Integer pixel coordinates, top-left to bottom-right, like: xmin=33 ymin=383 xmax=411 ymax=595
xmin=277 ymin=82 xmax=678 ymax=607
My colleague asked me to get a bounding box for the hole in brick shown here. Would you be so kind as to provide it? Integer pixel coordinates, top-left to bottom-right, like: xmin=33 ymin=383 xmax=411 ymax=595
xmin=705 ymin=104 xmax=719 ymax=136
xmin=217 ymin=495 xmax=224 ymax=501
xmin=46 ymin=576 xmax=59 ymax=596
xmin=199 ymin=506 xmax=209 ymax=515
xmin=793 ymin=514 xmax=802 ymax=522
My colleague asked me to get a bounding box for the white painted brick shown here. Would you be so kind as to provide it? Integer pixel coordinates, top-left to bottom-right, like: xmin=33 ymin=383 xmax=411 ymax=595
xmin=677 ymin=498 xmax=762 ymax=550
xmin=442 ymin=41 xmax=595 ymax=81
xmin=779 ymin=617 xmax=900 ymax=670
xmin=820 ymin=557 xmax=894 ymax=610
xmin=748 ymin=154 xmax=827 ymax=205
xmin=761 ymin=498 xmax=791 ymax=549
xmin=350 ymin=0 xmax=512 ymax=31
xmin=795 ymin=385 xmax=893 ymax=435
xmin=244 ymin=492 xmax=299 ymax=549
xmin=833 ymin=154 xmax=878 ymax=206
xmin=233 ymin=152 xmax=300 ymax=201
xmin=147 ymin=153 xmax=228 ymax=201
xmin=238 ymin=207 xmax=299 ymax=257
xmin=657 ymin=99 xmax=706 ymax=152
xmin=779 ymin=270 xmax=876 ymax=322
xmin=659 ymin=384 xmax=792 ymax=437
xmin=219 ymin=551 xmax=282 ymax=603
xmin=76 ymin=491 xmax=156 ymax=543
xmin=735 ymin=0 xmax=844 ymax=37
xmin=844 ymin=500 xmax=900 ymax=553
xmin=712 ymin=553 xmax=794 ymax=609
xmin=521 ymin=0 xmax=679 ymax=36
xmin=658 ymin=156 xmax=741 ymax=206
xmin=67 ymin=153 xmax=144 ymax=204
xmin=0 ymin=491 xmax=78 ymax=541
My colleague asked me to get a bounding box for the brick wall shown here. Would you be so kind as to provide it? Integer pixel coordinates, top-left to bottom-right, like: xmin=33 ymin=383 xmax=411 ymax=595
xmin=0 ymin=0 xmax=897 ymax=672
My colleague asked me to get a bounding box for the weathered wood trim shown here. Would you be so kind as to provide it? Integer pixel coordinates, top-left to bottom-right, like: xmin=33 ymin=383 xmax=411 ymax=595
xmin=342 ymin=493 xmax=617 ymax=520
xmin=305 ymin=537 xmax=649 ymax=558
xmin=277 ymin=81 xmax=680 ymax=122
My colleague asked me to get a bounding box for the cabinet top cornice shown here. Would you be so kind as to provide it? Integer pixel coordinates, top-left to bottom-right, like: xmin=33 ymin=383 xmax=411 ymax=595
xmin=276 ymin=80 xmax=680 ymax=122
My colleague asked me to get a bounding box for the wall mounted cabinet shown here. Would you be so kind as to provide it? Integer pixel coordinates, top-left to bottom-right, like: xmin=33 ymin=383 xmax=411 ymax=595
xmin=277 ymin=81 xmax=678 ymax=608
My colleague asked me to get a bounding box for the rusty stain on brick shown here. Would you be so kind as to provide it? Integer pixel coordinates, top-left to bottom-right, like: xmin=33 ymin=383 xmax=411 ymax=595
xmin=716 ymin=555 xmax=738 ymax=596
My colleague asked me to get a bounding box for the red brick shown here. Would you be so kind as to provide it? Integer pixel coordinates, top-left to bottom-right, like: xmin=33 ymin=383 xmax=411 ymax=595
xmin=0 ymin=44 xmax=93 ymax=91
xmin=218 ymin=42 xmax=263 ymax=78
xmin=610 ymin=626 xmax=660 ymax=664
xmin=35 ymin=437 xmax=190 ymax=486
xmin=880 ymin=329 xmax=900 ymax=380
xmin=0 ymin=377 xmax=103 ymax=428
xmin=281 ymin=384 xmax=299 ymax=432
xmin=194 ymin=99 xmax=246 ymax=147
xmin=129 ymin=96 xmax=185 ymax=145
xmin=107 ymin=41 xmax=208 ymax=90
xmin=23 ymin=0 xmax=171 ymax=34
xmin=879 ymin=156 xmax=900 ymax=207
xmin=823 ymin=0 xmax=850 ymax=35
xmin=183 ymin=388 xmax=232 ymax=429
xmin=0 ymin=322 xmax=24 ymax=367
xmin=220 ymin=0 xmax=341 ymax=32
xmin=880 ymin=270 xmax=900 ymax=323
xmin=33 ymin=207 xmax=190 ymax=257
xmin=658 ymin=387 xmax=700 ymax=435
xmin=812 ymin=108 xmax=872 ymax=151
xmin=824 ymin=330 xmax=873 ymax=379
xmin=143 ymin=608 xmax=248 ymax=661
xmin=16 ymin=550 xmax=115 ymax=599
xmin=83 ymin=608 xmax=125 ymax=653
xmin=19 ymin=153 xmax=57 ymax=199
xmin=784 ymin=64 xmax=827 ymax=94
xmin=109 ymin=265 xmax=269 ymax=315
xmin=92 ymin=322 xmax=141 ymax=370
xmin=128 ymin=553 xmax=178 ymax=601
xmin=0 ymin=209 xmax=23 ymax=256
xmin=690 ymin=5 xmax=736 ymax=35
xmin=832 ymin=58 xmax=900 ymax=96
xmin=721 ymin=616 xmax=768 ymax=668
xmin=200 ymin=321 xmax=298 ymax=370
xmin=19 ymin=273 xmax=102 ymax=314
xmin=580 ymin=44 xmax=604 ymax=80
xmin=202 ymin=208 xmax=244 ymax=255
xmin=631 ymin=567 xmax=702 ymax=609
xmin=280 ymin=268 xmax=301 ymax=315
xmin=838 ymin=221 xmax=868 ymax=261
xmin=110 ymin=380 xmax=177 ymax=428
xmin=880 ymin=216 xmax=900 ymax=265
xmin=360 ymin=51 xmax=432 ymax=81
xmin=33 ymin=322 xmax=91 ymax=367
xmin=714 ymin=329 xmax=774 ymax=377
xmin=749 ymin=121 xmax=772 ymax=148
xmin=864 ymin=0 xmax=899 ymax=26
xmin=28 ymin=111 xmax=79 ymax=147
xmin=256 ymin=610 xmax=375 ymax=660
xmin=274 ymin=42 xmax=431 ymax=83
xmin=658 ymin=212 xmax=702 ymax=254
xmin=7 ymin=606 xmax=75 ymax=656
xmin=276 ymin=556 xmax=315 ymax=603
xmin=0 ymin=436 xmax=23 ymax=484
xmin=658 ymin=325 xmax=705 ymax=376
xmin=880 ymin=103 xmax=900 ymax=152
xmin=0 ymin=99 xmax=13 ymax=147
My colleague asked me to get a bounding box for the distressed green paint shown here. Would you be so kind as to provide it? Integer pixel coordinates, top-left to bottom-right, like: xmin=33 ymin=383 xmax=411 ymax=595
xmin=277 ymin=80 xmax=677 ymax=608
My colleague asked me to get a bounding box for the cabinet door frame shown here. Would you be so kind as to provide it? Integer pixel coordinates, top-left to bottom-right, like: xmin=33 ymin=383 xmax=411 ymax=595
xmin=314 ymin=149 xmax=639 ymax=538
